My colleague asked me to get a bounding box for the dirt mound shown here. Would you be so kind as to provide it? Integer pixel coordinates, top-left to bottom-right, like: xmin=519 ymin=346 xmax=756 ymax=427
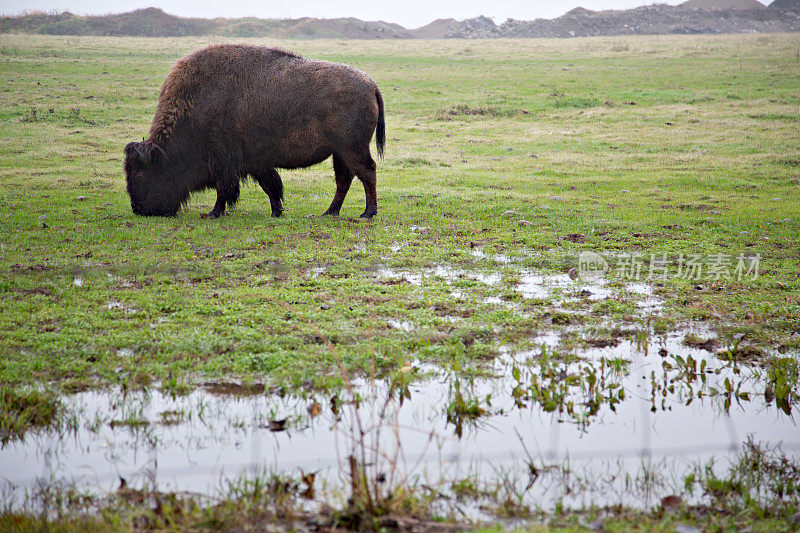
xmin=278 ymin=17 xmax=408 ymax=39
xmin=681 ymin=0 xmax=767 ymax=9
xmin=565 ymin=8 xmax=597 ymax=16
xmin=447 ymin=5 xmax=797 ymax=38
xmin=770 ymin=0 xmax=800 ymax=11
xmin=443 ymin=16 xmax=501 ymax=38
xmin=408 ymin=18 xmax=459 ymax=38
xmin=0 ymin=8 xmax=213 ymax=36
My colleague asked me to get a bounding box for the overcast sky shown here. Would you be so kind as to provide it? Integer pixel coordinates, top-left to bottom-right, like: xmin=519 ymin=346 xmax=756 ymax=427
xmin=0 ymin=1 xmax=702 ymax=29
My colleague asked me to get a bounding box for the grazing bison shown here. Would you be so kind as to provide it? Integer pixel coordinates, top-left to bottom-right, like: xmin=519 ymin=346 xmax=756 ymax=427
xmin=124 ymin=44 xmax=385 ymax=219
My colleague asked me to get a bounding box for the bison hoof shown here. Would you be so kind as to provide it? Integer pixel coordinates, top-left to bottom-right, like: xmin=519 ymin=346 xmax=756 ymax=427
xmin=322 ymin=210 xmax=340 ymax=217
xmin=271 ymin=210 xmax=283 ymax=218
xmin=202 ymin=210 xmax=225 ymax=219
xmin=359 ymin=210 xmax=377 ymax=219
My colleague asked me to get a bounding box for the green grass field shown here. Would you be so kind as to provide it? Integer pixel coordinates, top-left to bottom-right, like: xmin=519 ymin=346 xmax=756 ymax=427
xmin=1 ymin=33 xmax=799 ymax=530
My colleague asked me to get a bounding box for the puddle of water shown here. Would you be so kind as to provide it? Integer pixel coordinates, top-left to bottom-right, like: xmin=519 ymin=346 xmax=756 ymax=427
xmin=107 ymin=301 xmax=137 ymax=314
xmin=378 ymin=265 xmax=502 ymax=287
xmin=308 ymin=266 xmax=326 ymax=278
xmin=378 ymin=263 xmax=657 ymax=313
xmin=431 ymin=265 xmax=503 ymax=286
xmin=388 ymin=319 xmax=414 ymax=332
xmin=378 ymin=266 xmax=425 ymax=285
xmin=626 ymin=282 xmax=663 ymax=314
xmin=2 ymin=324 xmax=796 ymax=511
xmin=471 ymin=247 xmax=511 ymax=265
xmin=626 ymin=282 xmax=653 ymax=296
xmin=470 ymin=248 xmax=488 ymax=261
xmin=517 ymin=271 xmax=613 ymax=302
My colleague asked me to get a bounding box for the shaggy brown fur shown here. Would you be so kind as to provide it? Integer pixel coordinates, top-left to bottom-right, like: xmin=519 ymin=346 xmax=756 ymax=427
xmin=124 ymin=44 xmax=385 ymax=218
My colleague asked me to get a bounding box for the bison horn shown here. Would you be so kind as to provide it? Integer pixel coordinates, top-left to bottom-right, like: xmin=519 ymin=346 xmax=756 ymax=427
xmin=152 ymin=143 xmax=167 ymax=163
xmin=134 ymin=143 xmax=151 ymax=165
xmin=134 ymin=142 xmax=166 ymax=166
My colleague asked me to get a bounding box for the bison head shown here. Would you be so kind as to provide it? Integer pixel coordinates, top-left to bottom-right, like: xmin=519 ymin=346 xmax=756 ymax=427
xmin=124 ymin=140 xmax=186 ymax=216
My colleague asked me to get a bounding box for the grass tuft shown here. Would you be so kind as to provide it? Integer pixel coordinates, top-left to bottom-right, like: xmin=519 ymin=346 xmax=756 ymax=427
xmin=0 ymin=387 xmax=61 ymax=442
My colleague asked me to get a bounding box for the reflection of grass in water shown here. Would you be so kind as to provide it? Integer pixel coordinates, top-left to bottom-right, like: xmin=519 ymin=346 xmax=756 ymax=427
xmin=687 ymin=437 xmax=800 ymax=517
xmin=603 ymin=356 xmax=631 ymax=377
xmin=0 ymin=388 xmax=61 ymax=443
xmin=6 ymin=436 xmax=798 ymax=530
xmin=766 ymin=357 xmax=800 ymax=415
xmin=2 ymin=363 xmax=799 ymax=528
xmin=509 ymin=347 xmax=627 ymax=430
xmin=445 ymin=376 xmax=489 ymax=438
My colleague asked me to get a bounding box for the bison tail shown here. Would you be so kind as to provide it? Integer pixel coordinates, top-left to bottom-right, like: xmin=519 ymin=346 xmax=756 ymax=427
xmin=375 ymin=88 xmax=385 ymax=159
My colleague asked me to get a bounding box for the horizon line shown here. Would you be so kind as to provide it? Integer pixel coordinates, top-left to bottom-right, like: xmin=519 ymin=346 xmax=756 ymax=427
xmin=2 ymin=2 xmax=773 ymax=32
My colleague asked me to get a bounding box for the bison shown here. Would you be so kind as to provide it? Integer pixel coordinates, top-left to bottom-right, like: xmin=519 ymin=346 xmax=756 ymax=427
xmin=124 ymin=44 xmax=385 ymax=219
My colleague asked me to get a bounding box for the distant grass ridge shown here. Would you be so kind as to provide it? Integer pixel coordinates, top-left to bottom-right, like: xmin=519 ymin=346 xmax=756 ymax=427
xmin=0 ymin=8 xmax=405 ymax=39
xmin=2 ymin=6 xmax=799 ymax=38
xmin=0 ymin=8 xmax=216 ymax=37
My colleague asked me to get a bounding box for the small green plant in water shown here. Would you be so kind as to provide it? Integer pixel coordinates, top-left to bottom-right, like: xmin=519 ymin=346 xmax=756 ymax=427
xmin=512 ymin=347 xmax=625 ymax=430
xmin=445 ymin=375 xmax=489 ymax=438
xmin=766 ymin=357 xmax=800 ymax=415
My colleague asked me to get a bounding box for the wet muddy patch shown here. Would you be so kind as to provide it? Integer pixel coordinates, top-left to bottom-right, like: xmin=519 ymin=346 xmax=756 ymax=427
xmin=374 ymin=251 xmax=662 ymax=316
xmin=2 ymin=258 xmax=798 ymax=518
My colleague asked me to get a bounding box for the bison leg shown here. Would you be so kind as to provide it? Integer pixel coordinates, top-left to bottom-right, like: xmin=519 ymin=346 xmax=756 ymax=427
xmin=254 ymin=169 xmax=284 ymax=218
xmin=346 ymin=153 xmax=378 ymax=219
xmin=226 ymin=180 xmax=241 ymax=209
xmin=203 ymin=179 xmax=239 ymax=219
xmin=323 ymin=155 xmax=354 ymax=217
xmin=203 ymin=194 xmax=227 ymax=219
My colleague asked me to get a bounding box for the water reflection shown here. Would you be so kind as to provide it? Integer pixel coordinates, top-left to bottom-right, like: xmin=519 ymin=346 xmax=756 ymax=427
xmin=1 ymin=323 xmax=796 ymax=510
